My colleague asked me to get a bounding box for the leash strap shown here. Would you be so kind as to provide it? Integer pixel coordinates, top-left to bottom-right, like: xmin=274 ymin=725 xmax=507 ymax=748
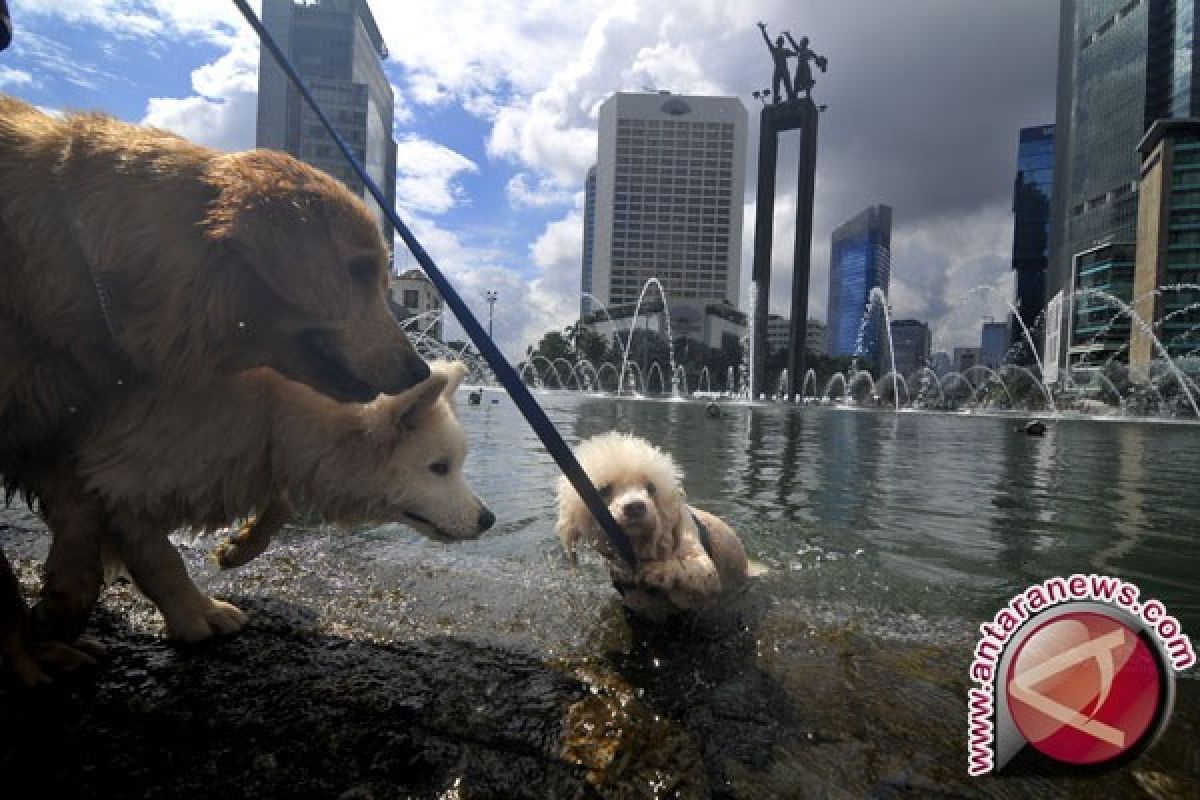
xmin=231 ymin=0 xmax=636 ymax=568
xmin=611 ymin=507 xmax=714 ymax=596
xmin=690 ymin=507 xmax=715 ymax=561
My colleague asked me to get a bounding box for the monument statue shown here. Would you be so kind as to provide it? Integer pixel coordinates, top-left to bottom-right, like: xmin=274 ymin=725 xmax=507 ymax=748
xmin=784 ymin=32 xmax=827 ymax=100
xmin=757 ymin=21 xmax=796 ymax=103
xmin=750 ymin=23 xmax=828 ymax=399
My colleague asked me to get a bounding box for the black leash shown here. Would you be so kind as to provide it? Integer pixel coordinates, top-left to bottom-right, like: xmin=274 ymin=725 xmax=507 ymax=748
xmin=611 ymin=508 xmax=715 ymax=596
xmin=230 ymin=0 xmax=636 ymax=568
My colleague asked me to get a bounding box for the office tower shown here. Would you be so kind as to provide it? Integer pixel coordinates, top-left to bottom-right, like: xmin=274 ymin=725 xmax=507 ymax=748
xmin=1046 ymin=0 xmax=1199 ymax=379
xmin=581 ymin=165 xmax=597 ymax=318
xmin=930 ymin=351 xmax=952 ymax=376
xmin=806 ymin=319 xmax=827 ymax=356
xmin=1011 ymin=125 xmax=1055 ymax=363
xmin=765 ymin=314 xmax=790 ymax=356
xmin=981 ymin=320 xmax=1010 ymax=368
xmin=890 ymin=319 xmax=931 ymax=377
xmin=824 ymin=205 xmax=892 ymax=372
xmin=765 ymin=316 xmax=826 ymax=358
xmin=256 ymin=0 xmax=398 ymax=246
xmin=954 ymin=347 xmax=983 ymax=374
xmin=592 ymin=91 xmax=748 ymax=309
xmin=1131 ymin=118 xmax=1200 ymax=378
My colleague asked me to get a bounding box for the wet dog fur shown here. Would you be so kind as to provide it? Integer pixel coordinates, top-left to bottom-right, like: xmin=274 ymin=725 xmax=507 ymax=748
xmin=0 ymin=93 xmax=427 ymax=681
xmin=72 ymin=361 xmax=492 ymax=643
xmin=556 ymin=432 xmax=751 ymax=621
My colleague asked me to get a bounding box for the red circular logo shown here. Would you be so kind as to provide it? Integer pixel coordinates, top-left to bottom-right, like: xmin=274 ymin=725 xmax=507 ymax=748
xmin=1005 ymin=611 xmax=1163 ymax=765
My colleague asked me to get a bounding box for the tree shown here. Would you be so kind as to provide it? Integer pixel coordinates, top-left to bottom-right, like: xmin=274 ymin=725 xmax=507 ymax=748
xmin=535 ymin=330 xmax=573 ymax=362
xmin=571 ymin=326 xmax=614 ymax=365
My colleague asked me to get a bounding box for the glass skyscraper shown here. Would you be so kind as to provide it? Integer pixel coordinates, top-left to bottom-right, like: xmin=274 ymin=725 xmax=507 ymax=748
xmin=580 ymin=165 xmax=597 ymax=317
xmin=1010 ymin=125 xmax=1055 ymax=363
xmin=824 ymin=205 xmax=892 ymax=372
xmin=889 ymin=318 xmax=931 ymax=378
xmin=1047 ymin=0 xmax=1199 ymax=378
xmin=256 ymin=0 xmax=398 ymax=247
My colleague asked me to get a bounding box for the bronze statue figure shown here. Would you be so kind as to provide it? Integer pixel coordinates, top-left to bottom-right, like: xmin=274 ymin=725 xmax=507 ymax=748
xmin=784 ymin=32 xmax=827 ymax=99
xmin=757 ymin=21 xmax=796 ymax=103
xmin=757 ymin=21 xmax=828 ymax=104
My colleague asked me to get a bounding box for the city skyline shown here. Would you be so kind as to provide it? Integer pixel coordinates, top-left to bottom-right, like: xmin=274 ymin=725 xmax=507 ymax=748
xmin=0 ymin=0 xmax=1058 ymax=361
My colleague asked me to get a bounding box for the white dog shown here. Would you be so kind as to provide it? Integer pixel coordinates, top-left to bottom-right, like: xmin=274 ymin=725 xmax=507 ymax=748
xmin=556 ymin=432 xmax=754 ymax=620
xmin=72 ymin=360 xmax=492 ymax=643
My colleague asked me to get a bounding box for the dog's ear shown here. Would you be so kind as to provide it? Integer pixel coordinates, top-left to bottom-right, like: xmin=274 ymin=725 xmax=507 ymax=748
xmin=379 ymin=370 xmax=449 ymax=429
xmin=203 ymin=152 xmax=380 ymax=320
xmin=439 ymin=361 xmax=468 ymax=399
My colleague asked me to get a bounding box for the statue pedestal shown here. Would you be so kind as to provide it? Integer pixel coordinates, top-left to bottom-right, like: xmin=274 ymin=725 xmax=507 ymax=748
xmin=750 ymin=98 xmax=819 ymax=400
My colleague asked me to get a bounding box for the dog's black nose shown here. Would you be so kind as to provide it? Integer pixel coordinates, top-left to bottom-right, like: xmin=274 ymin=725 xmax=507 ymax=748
xmin=623 ymin=499 xmax=646 ymax=519
xmin=478 ymin=507 xmax=495 ymax=532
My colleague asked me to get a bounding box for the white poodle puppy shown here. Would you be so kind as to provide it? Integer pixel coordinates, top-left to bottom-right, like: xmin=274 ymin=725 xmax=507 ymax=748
xmin=555 ymin=432 xmax=752 ymax=620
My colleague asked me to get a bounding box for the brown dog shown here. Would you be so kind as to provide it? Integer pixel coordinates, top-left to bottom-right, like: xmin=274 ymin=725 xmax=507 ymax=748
xmin=556 ymin=432 xmax=754 ymax=622
xmin=66 ymin=360 xmax=491 ymax=643
xmin=0 ymin=93 xmax=427 ymax=681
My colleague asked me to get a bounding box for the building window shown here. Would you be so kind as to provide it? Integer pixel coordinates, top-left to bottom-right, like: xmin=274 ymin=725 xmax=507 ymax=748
xmin=403 ymin=290 xmax=420 ymax=308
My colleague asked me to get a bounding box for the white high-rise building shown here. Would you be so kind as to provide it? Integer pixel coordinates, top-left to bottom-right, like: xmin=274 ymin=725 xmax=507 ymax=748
xmin=591 ymin=91 xmax=748 ymax=312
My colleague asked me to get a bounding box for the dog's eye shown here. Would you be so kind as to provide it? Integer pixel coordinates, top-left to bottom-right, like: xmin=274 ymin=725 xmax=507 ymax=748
xmin=348 ymin=257 xmax=376 ymax=283
xmin=429 ymin=461 xmax=450 ymax=476
xmin=646 ymin=481 xmax=656 ymax=497
xmin=598 ymin=484 xmax=612 ymax=499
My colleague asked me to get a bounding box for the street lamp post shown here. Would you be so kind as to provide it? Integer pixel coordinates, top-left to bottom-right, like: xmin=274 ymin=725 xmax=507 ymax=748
xmin=485 ymin=290 xmax=498 ymax=339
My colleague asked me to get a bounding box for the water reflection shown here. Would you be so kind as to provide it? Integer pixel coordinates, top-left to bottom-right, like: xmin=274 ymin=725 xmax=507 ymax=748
xmin=453 ymin=392 xmax=1200 ymax=633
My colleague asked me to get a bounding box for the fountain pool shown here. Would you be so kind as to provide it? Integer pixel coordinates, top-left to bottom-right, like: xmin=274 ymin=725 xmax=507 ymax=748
xmin=6 ymin=390 xmax=1197 ymax=797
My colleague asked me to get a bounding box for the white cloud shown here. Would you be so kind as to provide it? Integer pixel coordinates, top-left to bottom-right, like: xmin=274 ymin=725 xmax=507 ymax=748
xmin=8 ymin=28 xmax=118 ymax=90
xmin=506 ymin=173 xmax=577 ymax=209
xmin=0 ymin=65 xmax=35 ymax=90
xmin=395 ymin=215 xmax=572 ymax=363
xmin=394 ymin=135 xmax=478 ymax=215
xmin=12 ymin=0 xmax=248 ymax=46
xmin=140 ymin=34 xmax=259 ymax=152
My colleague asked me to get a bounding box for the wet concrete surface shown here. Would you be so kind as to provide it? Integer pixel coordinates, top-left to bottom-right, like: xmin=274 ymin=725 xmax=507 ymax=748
xmin=2 ymin=509 xmax=1198 ymax=799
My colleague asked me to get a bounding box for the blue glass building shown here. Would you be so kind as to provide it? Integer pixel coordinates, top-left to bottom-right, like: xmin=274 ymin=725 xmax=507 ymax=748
xmin=1010 ymin=125 xmax=1055 ymax=363
xmin=824 ymin=205 xmax=892 ymax=372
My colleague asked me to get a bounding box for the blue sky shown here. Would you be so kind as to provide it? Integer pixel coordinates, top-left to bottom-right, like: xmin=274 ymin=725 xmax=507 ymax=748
xmin=0 ymin=0 xmax=1060 ymax=361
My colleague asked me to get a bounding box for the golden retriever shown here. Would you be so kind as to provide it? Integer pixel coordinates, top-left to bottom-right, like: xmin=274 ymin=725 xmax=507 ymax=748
xmin=556 ymin=432 xmax=753 ymax=621
xmin=0 ymin=93 xmax=428 ymax=680
xmin=66 ymin=360 xmax=491 ymax=643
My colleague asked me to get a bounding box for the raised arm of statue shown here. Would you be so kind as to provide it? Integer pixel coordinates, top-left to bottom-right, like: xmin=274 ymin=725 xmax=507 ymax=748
xmin=758 ymin=21 xmax=778 ymax=52
xmin=783 ymin=32 xmax=806 ymax=58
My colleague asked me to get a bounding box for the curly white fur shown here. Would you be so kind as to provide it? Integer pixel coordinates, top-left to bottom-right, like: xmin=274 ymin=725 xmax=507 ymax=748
xmin=555 ymin=431 xmax=751 ymax=620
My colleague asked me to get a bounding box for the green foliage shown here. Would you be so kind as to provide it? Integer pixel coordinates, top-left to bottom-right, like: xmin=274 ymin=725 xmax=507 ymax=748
xmin=521 ymin=321 xmax=747 ymax=393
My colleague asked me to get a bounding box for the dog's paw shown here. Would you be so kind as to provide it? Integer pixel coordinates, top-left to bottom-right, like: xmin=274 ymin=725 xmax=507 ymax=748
xmin=205 ymin=599 xmax=248 ymax=635
xmin=165 ymin=597 xmax=248 ymax=642
xmin=213 ymin=539 xmax=254 ymax=569
xmin=3 ymin=636 xmax=102 ymax=687
xmin=212 ymin=520 xmax=270 ymax=569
